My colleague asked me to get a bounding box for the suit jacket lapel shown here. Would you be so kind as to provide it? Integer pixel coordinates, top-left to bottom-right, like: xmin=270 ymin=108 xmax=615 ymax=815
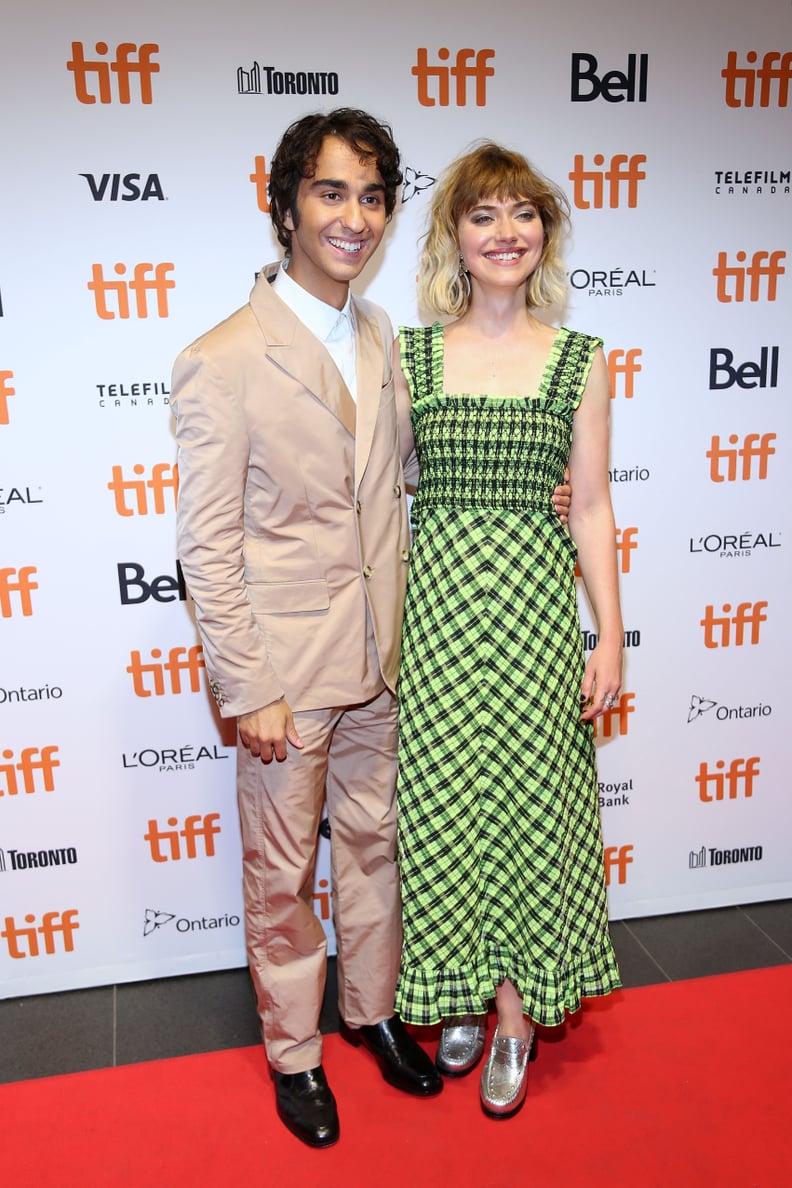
xmin=353 ymin=302 xmax=383 ymax=491
xmin=249 ymin=267 xmax=357 ymax=439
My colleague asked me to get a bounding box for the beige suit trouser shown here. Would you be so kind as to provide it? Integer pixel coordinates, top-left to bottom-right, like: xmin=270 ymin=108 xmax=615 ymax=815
xmin=236 ymin=686 xmax=402 ymax=1074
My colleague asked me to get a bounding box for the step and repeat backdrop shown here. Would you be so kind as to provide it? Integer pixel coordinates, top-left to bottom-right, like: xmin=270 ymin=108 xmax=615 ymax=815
xmin=1 ymin=0 xmax=789 ymax=996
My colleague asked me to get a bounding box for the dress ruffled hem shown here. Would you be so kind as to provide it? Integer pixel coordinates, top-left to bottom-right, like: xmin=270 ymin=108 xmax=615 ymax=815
xmin=395 ymin=939 xmax=622 ymax=1029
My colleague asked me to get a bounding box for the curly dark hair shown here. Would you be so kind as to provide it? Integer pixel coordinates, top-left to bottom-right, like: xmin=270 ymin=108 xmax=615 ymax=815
xmin=268 ymin=108 xmax=402 ymax=251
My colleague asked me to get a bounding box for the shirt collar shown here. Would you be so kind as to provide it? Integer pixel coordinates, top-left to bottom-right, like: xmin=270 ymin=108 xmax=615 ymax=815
xmin=272 ymin=260 xmax=354 ymax=343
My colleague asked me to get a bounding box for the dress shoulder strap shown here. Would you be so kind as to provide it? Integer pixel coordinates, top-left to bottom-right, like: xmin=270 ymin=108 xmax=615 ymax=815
xmin=398 ymin=324 xmax=438 ymax=402
xmin=543 ymin=328 xmax=603 ymax=410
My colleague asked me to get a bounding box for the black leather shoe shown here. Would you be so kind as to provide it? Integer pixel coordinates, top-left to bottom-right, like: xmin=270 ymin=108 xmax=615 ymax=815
xmin=341 ymin=1015 xmax=443 ymax=1097
xmin=273 ymin=1066 xmax=339 ymax=1148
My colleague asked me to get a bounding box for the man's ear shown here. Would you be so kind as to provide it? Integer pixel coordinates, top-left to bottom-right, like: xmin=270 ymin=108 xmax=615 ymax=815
xmin=283 ymin=209 xmax=295 ymax=231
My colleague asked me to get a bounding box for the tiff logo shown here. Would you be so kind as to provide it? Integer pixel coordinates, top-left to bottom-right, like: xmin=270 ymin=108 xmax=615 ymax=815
xmin=412 ymin=48 xmax=495 ymax=106
xmin=250 ymin=156 xmax=271 ymax=213
xmin=604 ymin=844 xmax=633 ymax=886
xmin=568 ymin=154 xmax=646 ymax=209
xmin=0 ymin=370 xmax=14 ymax=424
xmin=696 ymin=757 xmax=760 ymax=801
xmin=67 ymin=42 xmax=159 ymax=104
xmin=144 ymin=813 xmax=221 ymax=862
xmin=706 ymin=433 xmax=775 ymax=482
xmin=313 ymin=878 xmax=331 ymax=921
xmin=88 ymin=263 xmax=175 ymax=319
xmin=607 ymin=349 xmax=642 ymax=399
xmin=594 ymin=693 xmax=635 ymax=738
xmin=108 ymin=463 xmax=179 ymax=516
xmin=701 ymin=602 xmax=768 ymax=648
xmin=1 ymin=746 xmax=60 ymax=796
xmin=713 ymin=251 xmax=785 ymax=302
xmin=616 ymin=528 xmax=638 ymax=573
xmin=722 ymin=51 xmax=792 ymax=108
xmin=127 ymin=646 xmax=205 ymax=697
xmin=2 ymin=910 xmax=79 ymax=958
xmin=0 ymin=567 xmax=38 ymax=618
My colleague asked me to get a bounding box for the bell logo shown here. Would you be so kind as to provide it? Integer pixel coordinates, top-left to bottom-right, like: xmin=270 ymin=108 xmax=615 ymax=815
xmin=0 ymin=567 xmax=38 ymax=618
xmin=108 ymin=463 xmax=179 ymax=516
xmin=604 ymin=844 xmax=633 ymax=886
xmin=697 ymin=757 xmax=760 ymax=802
xmin=412 ymin=48 xmax=495 ymax=107
xmin=0 ymin=370 xmax=14 ymax=424
xmin=709 ymin=347 xmax=779 ymax=390
xmin=88 ymin=263 xmax=175 ymax=319
xmin=144 ymin=813 xmax=221 ymax=862
xmin=706 ymin=433 xmax=775 ymax=482
xmin=67 ymin=42 xmax=159 ymax=104
xmin=126 ymin=646 xmax=205 ymax=697
xmin=1 ymin=746 xmax=60 ymax=796
xmin=616 ymin=528 xmax=638 ymax=574
xmin=607 ymin=349 xmax=642 ymax=400
xmin=713 ymin=251 xmax=785 ymax=302
xmin=118 ymin=561 xmax=187 ymax=605
xmin=2 ymin=910 xmax=79 ymax=958
xmin=250 ymin=156 xmax=271 ymax=213
xmin=570 ymin=52 xmax=648 ymax=102
xmin=568 ymin=154 xmax=646 ymax=209
xmin=594 ymin=693 xmax=635 ymax=738
xmin=701 ymin=602 xmax=768 ymax=648
xmin=722 ymin=51 xmax=792 ymax=108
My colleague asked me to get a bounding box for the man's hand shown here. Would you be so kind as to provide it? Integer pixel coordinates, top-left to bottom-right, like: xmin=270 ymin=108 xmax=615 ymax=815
xmin=552 ymin=467 xmax=572 ymax=524
xmin=238 ymin=699 xmax=303 ymax=762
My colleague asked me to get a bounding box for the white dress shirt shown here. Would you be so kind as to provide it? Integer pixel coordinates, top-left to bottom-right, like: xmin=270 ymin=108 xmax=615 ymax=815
xmin=272 ymin=261 xmax=358 ymax=403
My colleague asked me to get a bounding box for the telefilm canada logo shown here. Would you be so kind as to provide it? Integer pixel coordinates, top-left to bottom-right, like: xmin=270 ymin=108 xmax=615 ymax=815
xmin=97 ymin=379 xmax=171 ymax=411
xmin=714 ymin=167 xmax=789 ymax=197
xmin=687 ymin=695 xmax=772 ymax=725
xmin=237 ymin=61 xmax=339 ymax=96
xmin=143 ymin=907 xmax=242 ymax=938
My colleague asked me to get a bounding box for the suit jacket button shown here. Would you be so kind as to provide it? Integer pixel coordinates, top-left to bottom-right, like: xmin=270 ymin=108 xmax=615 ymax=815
xmin=363 ymin=565 xmax=373 ymax=579
xmin=356 ymin=499 xmax=362 ymax=514
xmin=393 ymin=484 xmax=401 ymax=498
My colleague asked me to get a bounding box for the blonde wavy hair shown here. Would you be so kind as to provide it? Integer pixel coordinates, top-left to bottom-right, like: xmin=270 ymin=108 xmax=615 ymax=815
xmin=418 ymin=142 xmax=571 ymax=317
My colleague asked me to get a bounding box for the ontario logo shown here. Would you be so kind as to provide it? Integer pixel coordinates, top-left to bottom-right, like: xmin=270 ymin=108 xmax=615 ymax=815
xmin=687 ymin=695 xmax=772 ymax=724
xmin=143 ymin=907 xmax=241 ymax=938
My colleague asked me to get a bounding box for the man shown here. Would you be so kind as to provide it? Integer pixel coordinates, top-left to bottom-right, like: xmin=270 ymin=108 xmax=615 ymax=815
xmin=171 ymin=109 xmax=439 ymax=1150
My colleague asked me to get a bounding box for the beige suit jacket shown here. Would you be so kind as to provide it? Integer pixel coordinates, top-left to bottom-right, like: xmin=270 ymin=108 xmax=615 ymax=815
xmin=171 ymin=265 xmax=412 ymax=717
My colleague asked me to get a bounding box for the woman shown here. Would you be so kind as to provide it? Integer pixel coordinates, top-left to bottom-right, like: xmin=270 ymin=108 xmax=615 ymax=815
xmin=393 ymin=142 xmax=623 ymax=1119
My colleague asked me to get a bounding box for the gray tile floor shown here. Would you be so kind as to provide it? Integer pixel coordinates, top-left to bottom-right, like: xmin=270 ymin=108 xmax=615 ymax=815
xmin=2 ymin=900 xmax=790 ymax=1084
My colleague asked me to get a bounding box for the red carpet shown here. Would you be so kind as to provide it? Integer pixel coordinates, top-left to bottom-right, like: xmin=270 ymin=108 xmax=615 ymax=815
xmin=2 ymin=966 xmax=791 ymax=1187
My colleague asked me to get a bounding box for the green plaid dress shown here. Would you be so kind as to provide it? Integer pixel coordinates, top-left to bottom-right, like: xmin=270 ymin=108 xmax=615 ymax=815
xmin=395 ymin=323 xmax=621 ymax=1028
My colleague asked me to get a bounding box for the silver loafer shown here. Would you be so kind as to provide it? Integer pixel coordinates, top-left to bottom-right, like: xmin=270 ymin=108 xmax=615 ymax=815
xmin=435 ymin=1014 xmax=487 ymax=1077
xmin=479 ymin=1025 xmax=537 ymax=1118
